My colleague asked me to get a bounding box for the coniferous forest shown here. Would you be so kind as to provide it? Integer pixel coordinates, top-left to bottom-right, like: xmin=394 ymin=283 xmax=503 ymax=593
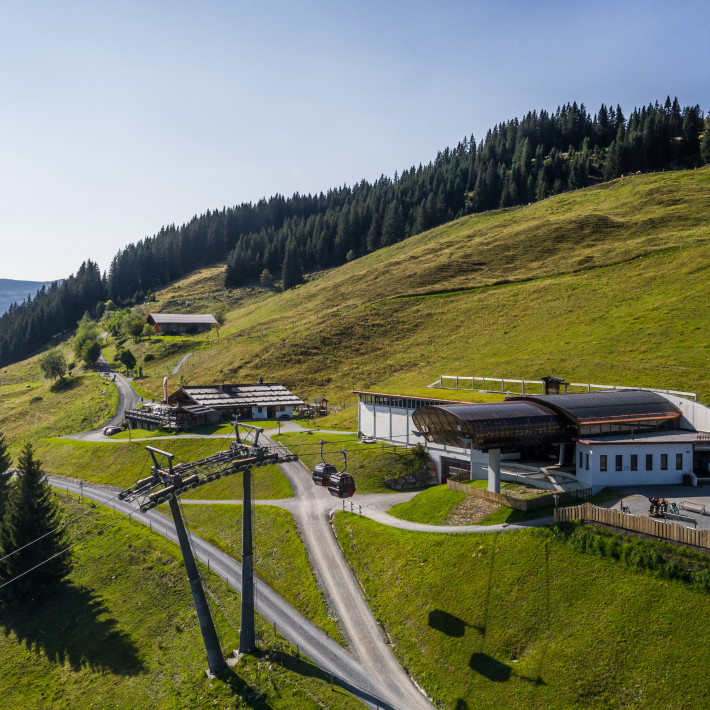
xmin=0 ymin=97 xmax=708 ymax=368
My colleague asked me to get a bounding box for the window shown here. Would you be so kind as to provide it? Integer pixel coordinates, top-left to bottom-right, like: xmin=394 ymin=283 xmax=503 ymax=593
xmin=600 ymin=455 xmax=607 ymax=472
xmin=661 ymin=453 xmax=668 ymax=471
xmin=676 ymin=453 xmax=683 ymax=470
xmin=585 ymin=453 xmax=590 ymax=470
xmin=646 ymin=453 xmax=653 ymax=471
xmin=615 ymin=454 xmax=623 ymax=472
xmin=630 ymin=454 xmax=638 ymax=471
xmin=579 ymin=452 xmax=583 ymax=468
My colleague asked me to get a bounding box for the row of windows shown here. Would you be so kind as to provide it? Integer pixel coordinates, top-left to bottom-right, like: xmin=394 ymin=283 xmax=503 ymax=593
xmin=579 ymin=451 xmax=683 ymax=472
xmin=360 ymin=394 xmax=442 ymax=409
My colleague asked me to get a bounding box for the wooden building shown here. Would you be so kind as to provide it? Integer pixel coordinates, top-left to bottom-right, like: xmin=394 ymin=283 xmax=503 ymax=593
xmin=147 ymin=313 xmax=217 ymax=334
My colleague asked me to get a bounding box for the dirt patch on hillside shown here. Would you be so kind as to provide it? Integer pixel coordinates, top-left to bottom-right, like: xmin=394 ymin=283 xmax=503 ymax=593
xmin=445 ymin=496 xmax=501 ymax=525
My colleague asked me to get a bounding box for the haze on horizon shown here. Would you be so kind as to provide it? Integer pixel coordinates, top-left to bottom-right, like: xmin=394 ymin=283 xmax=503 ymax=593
xmin=1 ymin=0 xmax=708 ymax=282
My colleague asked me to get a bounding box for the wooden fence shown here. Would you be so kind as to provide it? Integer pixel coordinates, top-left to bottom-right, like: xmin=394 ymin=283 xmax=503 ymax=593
xmin=446 ymin=479 xmax=592 ymax=512
xmin=555 ymin=502 xmax=710 ymax=549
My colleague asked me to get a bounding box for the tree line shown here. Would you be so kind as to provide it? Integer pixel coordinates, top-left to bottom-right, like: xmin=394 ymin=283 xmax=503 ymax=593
xmin=1 ymin=97 xmax=708 ymax=368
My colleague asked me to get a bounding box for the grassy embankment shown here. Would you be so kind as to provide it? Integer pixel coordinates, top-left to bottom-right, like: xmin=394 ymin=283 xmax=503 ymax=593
xmin=0 ymin=493 xmax=362 ymax=709
xmin=120 ymin=169 xmax=710 ymax=434
xmin=334 ymin=512 xmax=710 ymax=709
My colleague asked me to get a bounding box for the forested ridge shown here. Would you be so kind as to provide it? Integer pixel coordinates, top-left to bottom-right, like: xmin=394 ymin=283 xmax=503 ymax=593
xmin=1 ymin=97 xmax=709 ymax=368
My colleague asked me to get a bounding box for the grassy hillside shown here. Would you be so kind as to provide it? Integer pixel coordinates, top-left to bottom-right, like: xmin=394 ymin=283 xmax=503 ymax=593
xmin=2 ymin=169 xmax=707 ymax=446
xmin=0 ymin=342 xmax=118 ymax=453
xmin=0 ymin=493 xmax=363 ymax=709
xmin=334 ymin=513 xmax=710 ymax=709
xmin=127 ymin=168 xmax=710 ymax=420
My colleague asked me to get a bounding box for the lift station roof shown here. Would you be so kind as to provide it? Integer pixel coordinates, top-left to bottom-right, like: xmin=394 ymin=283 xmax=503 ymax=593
xmin=412 ymin=401 xmax=570 ymax=452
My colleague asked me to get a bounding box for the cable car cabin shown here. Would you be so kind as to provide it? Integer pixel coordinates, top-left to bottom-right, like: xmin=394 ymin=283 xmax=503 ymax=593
xmin=313 ymin=462 xmax=338 ymax=486
xmin=328 ymin=472 xmax=355 ymax=499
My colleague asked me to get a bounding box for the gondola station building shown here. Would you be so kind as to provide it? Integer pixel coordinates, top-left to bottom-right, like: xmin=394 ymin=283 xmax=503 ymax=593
xmin=356 ymin=382 xmax=710 ymax=494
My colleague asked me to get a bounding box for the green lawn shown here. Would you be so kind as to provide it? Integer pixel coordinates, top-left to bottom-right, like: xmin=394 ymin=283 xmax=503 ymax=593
xmin=161 ymin=503 xmax=341 ymax=643
xmin=275 ymin=431 xmax=425 ymax=493
xmin=334 ymin=513 xmax=710 ymax=709
xmin=0 ymin=493 xmax=363 ymax=709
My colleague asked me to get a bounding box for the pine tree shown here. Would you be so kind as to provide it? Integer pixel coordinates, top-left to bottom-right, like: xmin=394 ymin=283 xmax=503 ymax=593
xmin=381 ymin=201 xmax=405 ymax=246
xmin=0 ymin=443 xmax=71 ymax=605
xmin=281 ymin=237 xmax=303 ymax=290
xmin=0 ymin=430 xmax=11 ymax=522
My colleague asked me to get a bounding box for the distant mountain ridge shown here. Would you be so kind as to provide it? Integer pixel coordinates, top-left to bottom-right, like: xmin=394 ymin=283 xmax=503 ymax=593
xmin=0 ymin=278 xmax=60 ymax=315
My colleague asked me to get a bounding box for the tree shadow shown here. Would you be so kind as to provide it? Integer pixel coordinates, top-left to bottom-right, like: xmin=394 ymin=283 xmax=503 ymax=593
xmin=428 ymin=609 xmax=470 ymax=637
xmin=469 ymin=652 xmax=512 ymax=682
xmin=50 ymin=377 xmax=81 ymax=393
xmin=0 ymin=581 xmax=144 ymax=675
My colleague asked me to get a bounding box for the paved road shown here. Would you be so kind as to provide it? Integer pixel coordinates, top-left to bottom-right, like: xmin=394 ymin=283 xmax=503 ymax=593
xmin=49 ymin=476 xmax=407 ymax=710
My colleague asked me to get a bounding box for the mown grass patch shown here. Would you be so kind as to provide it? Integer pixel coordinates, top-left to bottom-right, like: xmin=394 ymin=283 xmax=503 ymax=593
xmin=179 ymin=464 xmax=293 ymax=500
xmin=163 ymin=503 xmax=341 ymax=643
xmin=334 ymin=513 xmax=710 ymax=709
xmin=33 ymin=438 xmax=232 ymax=489
xmin=0 ymin=493 xmax=362 ymax=709
xmin=389 ymin=485 xmax=468 ymax=524
xmin=275 ymin=431 xmax=423 ymax=493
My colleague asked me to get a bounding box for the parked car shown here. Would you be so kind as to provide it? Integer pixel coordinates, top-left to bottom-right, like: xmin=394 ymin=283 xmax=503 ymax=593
xmin=102 ymin=426 xmax=121 ymax=436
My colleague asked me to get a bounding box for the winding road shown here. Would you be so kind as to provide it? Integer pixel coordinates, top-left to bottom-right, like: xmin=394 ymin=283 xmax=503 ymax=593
xmin=49 ymin=369 xmax=552 ymax=708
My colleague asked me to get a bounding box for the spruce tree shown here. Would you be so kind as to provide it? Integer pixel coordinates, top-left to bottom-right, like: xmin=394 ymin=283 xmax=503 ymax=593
xmin=0 ymin=430 xmax=11 ymax=523
xmin=281 ymin=237 xmax=303 ymax=290
xmin=0 ymin=443 xmax=71 ymax=605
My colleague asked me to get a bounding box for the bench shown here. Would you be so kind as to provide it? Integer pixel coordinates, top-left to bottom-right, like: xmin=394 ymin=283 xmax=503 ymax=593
xmin=680 ymin=500 xmax=706 ymax=515
xmin=664 ymin=512 xmax=698 ymax=528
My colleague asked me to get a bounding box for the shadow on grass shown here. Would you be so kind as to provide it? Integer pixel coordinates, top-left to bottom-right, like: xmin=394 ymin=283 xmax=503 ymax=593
xmin=1 ymin=581 xmax=144 ymax=675
xmin=428 ymin=609 xmax=470 ymax=637
xmin=50 ymin=377 xmax=81 ymax=393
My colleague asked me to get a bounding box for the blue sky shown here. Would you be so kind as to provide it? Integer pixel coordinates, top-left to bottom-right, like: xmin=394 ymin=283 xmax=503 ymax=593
xmin=1 ymin=0 xmax=708 ymax=281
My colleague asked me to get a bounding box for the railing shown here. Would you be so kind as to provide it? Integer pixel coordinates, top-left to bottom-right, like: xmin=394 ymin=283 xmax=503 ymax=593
xmin=428 ymin=375 xmax=697 ymax=401
xmin=555 ymin=502 xmax=710 ymax=548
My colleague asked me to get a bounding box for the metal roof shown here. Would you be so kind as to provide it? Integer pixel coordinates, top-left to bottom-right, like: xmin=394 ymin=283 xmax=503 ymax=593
xmin=172 ymin=384 xmax=304 ymax=409
xmin=148 ymin=313 xmax=217 ymax=325
xmin=412 ymin=401 xmax=570 ymax=451
xmin=511 ymin=389 xmax=682 ymax=425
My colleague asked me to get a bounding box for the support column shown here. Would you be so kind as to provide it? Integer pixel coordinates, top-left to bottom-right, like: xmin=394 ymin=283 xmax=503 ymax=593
xmin=168 ymin=496 xmax=226 ymax=675
xmin=240 ymin=464 xmax=255 ymax=654
xmin=488 ymin=448 xmax=501 ymax=493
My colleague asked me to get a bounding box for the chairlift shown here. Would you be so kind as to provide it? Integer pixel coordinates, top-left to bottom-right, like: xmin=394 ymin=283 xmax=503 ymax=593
xmin=312 ymin=439 xmax=338 ymax=486
xmin=327 ymin=449 xmax=356 ymax=499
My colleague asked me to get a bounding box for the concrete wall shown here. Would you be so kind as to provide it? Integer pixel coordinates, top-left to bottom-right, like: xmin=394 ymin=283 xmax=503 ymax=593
xmin=656 ymin=393 xmax=710 ymax=433
xmin=575 ymin=442 xmax=690 ymax=492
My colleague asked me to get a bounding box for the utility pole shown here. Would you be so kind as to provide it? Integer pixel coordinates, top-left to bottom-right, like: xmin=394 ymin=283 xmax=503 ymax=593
xmin=147 ymin=447 xmax=226 ymax=676
xmin=239 ymin=462 xmax=256 ymax=654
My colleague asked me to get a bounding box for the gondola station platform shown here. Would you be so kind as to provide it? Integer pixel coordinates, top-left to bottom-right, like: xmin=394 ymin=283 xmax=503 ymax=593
xmin=356 ymin=378 xmax=710 ymax=494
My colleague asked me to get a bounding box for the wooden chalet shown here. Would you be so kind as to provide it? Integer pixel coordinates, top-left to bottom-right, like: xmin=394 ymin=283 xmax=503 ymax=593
xmin=168 ymin=383 xmax=304 ymax=421
xmin=147 ymin=313 xmax=217 ymax=334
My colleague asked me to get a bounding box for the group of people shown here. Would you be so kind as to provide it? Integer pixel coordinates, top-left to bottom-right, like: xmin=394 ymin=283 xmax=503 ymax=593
xmin=648 ymin=497 xmax=676 ymax=516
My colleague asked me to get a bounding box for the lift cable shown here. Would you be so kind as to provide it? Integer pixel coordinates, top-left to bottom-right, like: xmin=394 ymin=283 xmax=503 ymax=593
xmin=0 ymin=502 xmax=142 ymax=593
xmin=0 ymin=461 xmax=150 ymax=565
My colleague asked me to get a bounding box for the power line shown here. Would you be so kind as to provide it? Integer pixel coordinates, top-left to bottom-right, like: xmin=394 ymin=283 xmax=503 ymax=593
xmin=0 ymin=503 xmax=142 ymax=593
xmin=0 ymin=478 xmax=140 ymax=565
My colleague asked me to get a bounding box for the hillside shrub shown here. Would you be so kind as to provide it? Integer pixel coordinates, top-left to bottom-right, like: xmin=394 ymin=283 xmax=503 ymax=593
xmin=548 ymin=522 xmax=710 ymax=592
